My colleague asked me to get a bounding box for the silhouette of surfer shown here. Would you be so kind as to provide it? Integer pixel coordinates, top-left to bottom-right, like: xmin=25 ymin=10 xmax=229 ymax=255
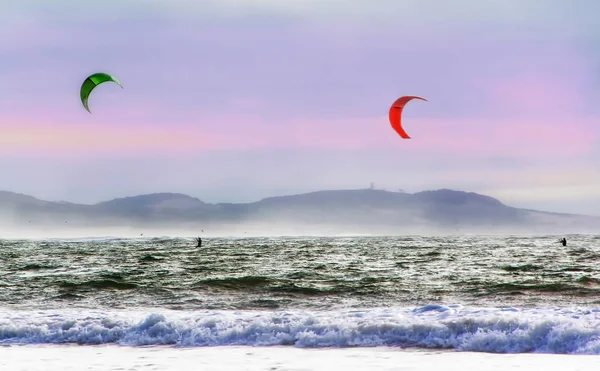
xmin=559 ymin=238 xmax=567 ymax=246
xmin=195 ymin=237 xmax=202 ymax=248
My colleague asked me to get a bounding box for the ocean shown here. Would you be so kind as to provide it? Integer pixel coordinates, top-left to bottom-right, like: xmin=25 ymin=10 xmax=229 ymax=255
xmin=1 ymin=235 xmax=600 ymax=370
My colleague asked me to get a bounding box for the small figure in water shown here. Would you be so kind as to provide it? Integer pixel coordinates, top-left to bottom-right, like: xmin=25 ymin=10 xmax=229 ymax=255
xmin=560 ymin=238 xmax=567 ymax=246
xmin=195 ymin=237 xmax=202 ymax=248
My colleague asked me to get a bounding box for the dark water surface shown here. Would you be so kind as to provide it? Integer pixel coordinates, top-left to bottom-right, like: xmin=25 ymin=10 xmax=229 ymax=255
xmin=1 ymin=235 xmax=599 ymax=310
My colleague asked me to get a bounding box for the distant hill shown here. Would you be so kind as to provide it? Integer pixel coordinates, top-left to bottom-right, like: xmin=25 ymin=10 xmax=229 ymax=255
xmin=0 ymin=189 xmax=598 ymax=235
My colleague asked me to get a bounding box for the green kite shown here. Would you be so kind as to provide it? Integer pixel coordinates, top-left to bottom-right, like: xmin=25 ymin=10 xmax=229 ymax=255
xmin=80 ymin=73 xmax=123 ymax=113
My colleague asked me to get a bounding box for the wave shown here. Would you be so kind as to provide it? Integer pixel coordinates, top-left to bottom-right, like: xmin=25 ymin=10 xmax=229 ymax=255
xmin=59 ymin=279 xmax=138 ymax=291
xmin=190 ymin=276 xmax=376 ymax=296
xmin=1 ymin=305 xmax=600 ymax=354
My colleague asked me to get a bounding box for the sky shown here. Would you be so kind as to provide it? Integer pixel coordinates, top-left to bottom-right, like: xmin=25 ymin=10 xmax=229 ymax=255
xmin=1 ymin=0 xmax=600 ymax=214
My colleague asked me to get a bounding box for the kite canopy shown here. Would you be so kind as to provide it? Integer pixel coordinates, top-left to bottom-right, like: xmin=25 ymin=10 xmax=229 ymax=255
xmin=80 ymin=72 xmax=123 ymax=113
xmin=388 ymin=95 xmax=427 ymax=139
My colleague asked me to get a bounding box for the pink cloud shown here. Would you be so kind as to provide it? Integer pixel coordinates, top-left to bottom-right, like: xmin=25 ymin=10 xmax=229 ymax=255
xmin=473 ymin=50 xmax=592 ymax=116
xmin=481 ymin=76 xmax=586 ymax=116
xmin=1 ymin=111 xmax=596 ymax=158
xmin=0 ymin=121 xmax=253 ymax=154
xmin=273 ymin=114 xmax=598 ymax=157
xmin=1 ymin=65 xmax=596 ymax=157
xmin=403 ymin=116 xmax=598 ymax=156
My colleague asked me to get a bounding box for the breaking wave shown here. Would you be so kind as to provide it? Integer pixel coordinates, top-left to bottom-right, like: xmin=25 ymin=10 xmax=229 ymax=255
xmin=1 ymin=305 xmax=600 ymax=354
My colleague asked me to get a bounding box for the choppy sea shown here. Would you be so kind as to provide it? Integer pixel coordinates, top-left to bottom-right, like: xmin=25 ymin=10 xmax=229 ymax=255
xmin=2 ymin=235 xmax=600 ymax=370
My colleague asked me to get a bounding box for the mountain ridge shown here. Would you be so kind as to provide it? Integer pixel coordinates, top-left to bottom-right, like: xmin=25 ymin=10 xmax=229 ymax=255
xmin=0 ymin=188 xmax=597 ymax=234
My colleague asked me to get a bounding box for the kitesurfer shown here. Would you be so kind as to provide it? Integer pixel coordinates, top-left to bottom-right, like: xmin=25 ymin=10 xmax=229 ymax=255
xmin=196 ymin=237 xmax=202 ymax=248
xmin=559 ymin=238 xmax=566 ymax=246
